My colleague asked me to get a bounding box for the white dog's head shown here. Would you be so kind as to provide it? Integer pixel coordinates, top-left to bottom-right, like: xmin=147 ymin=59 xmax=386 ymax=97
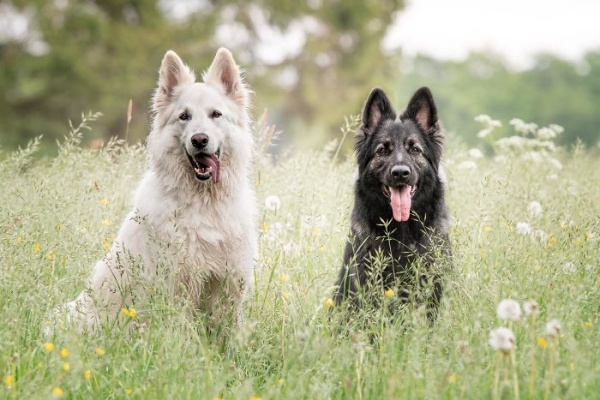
xmin=148 ymin=48 xmax=252 ymax=188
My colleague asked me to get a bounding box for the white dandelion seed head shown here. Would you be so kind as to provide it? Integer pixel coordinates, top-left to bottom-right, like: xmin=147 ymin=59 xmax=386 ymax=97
xmin=545 ymin=319 xmax=562 ymax=338
xmin=489 ymin=327 xmax=516 ymax=353
xmin=516 ymin=222 xmax=531 ymax=236
xmin=264 ymin=195 xmax=281 ymax=211
xmin=532 ymin=229 xmax=547 ymax=244
xmin=527 ymin=201 xmax=543 ymax=218
xmin=497 ymin=298 xmax=522 ymax=321
xmin=468 ymin=148 xmax=484 ymax=159
xmin=523 ymin=300 xmax=539 ymax=317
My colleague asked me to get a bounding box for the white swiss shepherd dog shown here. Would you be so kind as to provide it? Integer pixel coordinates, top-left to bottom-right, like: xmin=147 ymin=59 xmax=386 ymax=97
xmin=49 ymin=48 xmax=257 ymax=334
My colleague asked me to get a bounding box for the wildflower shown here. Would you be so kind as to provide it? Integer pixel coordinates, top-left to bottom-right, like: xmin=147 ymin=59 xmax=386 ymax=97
xmin=250 ymin=396 xmax=262 ymax=400
xmin=515 ymin=222 xmax=531 ymax=236
xmin=51 ymin=387 xmax=64 ymax=397
xmin=537 ymin=336 xmax=548 ymax=348
xmin=277 ymin=378 xmax=285 ymax=385
xmin=497 ymin=299 xmax=522 ymax=321
xmin=59 ymin=348 xmax=69 ymax=358
xmin=84 ymin=370 xmax=92 ymax=381
xmin=95 ymin=347 xmax=105 ymax=356
xmin=101 ymin=219 xmax=112 ymax=226
xmin=448 ymin=373 xmax=457 ymax=384
xmin=261 ymin=221 xmax=269 ymax=231
xmin=126 ymin=388 xmax=133 ymax=395
xmin=384 ymin=288 xmax=395 ymax=298
xmin=483 ymin=226 xmax=493 ymax=232
xmin=536 ymin=127 xmax=556 ymax=140
xmin=527 ymin=201 xmax=543 ymax=217
xmin=62 ymin=362 xmax=70 ymax=371
xmin=17 ymin=236 xmax=24 ymax=243
xmin=4 ymin=375 xmax=14 ymax=388
xmin=103 ymin=238 xmax=111 ymax=250
xmin=324 ymin=298 xmax=334 ymax=309
xmin=468 ymin=148 xmax=484 ymax=159
xmin=583 ymin=321 xmax=592 ymax=328
xmin=121 ymin=307 xmax=137 ymax=318
xmin=547 ymin=158 xmax=563 ymax=170
xmin=99 ymin=198 xmax=109 ymax=206
xmin=264 ymin=195 xmax=281 ymax=212
xmin=43 ymin=342 xmax=55 ymax=353
xmin=280 ymin=274 xmax=289 ymax=283
xmin=46 ymin=251 xmax=56 ymax=261
xmin=545 ymin=319 xmax=562 ymax=338
xmin=489 ymin=327 xmax=515 ymax=354
xmin=282 ymin=292 xmax=289 ymax=300
xmin=562 ymin=262 xmax=576 ymax=274
xmin=523 ymin=301 xmax=539 ymax=317
xmin=457 ymin=160 xmax=477 ymax=170
xmin=33 ymin=243 xmax=41 ymax=253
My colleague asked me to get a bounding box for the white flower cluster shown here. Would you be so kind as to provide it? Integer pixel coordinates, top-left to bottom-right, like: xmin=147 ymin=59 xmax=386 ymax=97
xmin=475 ymin=114 xmax=502 ymax=138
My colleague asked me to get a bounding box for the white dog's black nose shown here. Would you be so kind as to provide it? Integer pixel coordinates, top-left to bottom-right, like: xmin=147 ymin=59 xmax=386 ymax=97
xmin=191 ymin=133 xmax=209 ymax=149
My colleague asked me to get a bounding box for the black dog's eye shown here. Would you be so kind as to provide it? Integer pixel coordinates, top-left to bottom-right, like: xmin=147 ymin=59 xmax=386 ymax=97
xmin=210 ymin=110 xmax=222 ymax=119
xmin=377 ymin=143 xmax=390 ymax=156
xmin=410 ymin=146 xmax=422 ymax=155
xmin=179 ymin=111 xmax=190 ymax=121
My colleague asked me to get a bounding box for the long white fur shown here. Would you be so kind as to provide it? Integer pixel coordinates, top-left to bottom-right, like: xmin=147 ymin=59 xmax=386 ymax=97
xmin=50 ymin=48 xmax=257 ymax=333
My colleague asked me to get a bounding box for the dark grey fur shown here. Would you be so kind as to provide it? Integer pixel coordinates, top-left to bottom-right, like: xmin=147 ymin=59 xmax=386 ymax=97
xmin=333 ymin=87 xmax=451 ymax=322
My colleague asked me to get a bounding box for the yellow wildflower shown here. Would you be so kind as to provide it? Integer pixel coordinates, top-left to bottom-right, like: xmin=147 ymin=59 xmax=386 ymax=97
xmin=102 ymin=219 xmax=112 ymax=226
xmin=324 ymin=298 xmax=334 ymax=309
xmin=33 ymin=243 xmax=41 ymax=254
xmin=320 ymin=245 xmax=327 ymax=253
xmin=250 ymin=397 xmax=262 ymax=400
xmin=536 ymin=336 xmax=548 ymax=348
xmin=262 ymin=221 xmax=269 ymax=231
xmin=62 ymin=362 xmax=70 ymax=371
xmin=95 ymin=347 xmax=105 ymax=356
xmin=84 ymin=370 xmax=92 ymax=381
xmin=51 ymin=387 xmax=64 ymax=397
xmin=583 ymin=321 xmax=593 ymax=328
xmin=384 ymin=288 xmax=395 ymax=298
xmin=277 ymin=378 xmax=285 ymax=385
xmin=99 ymin=199 xmax=109 ymax=206
xmin=46 ymin=251 xmax=55 ymax=261
xmin=4 ymin=375 xmax=15 ymax=388
xmin=103 ymin=238 xmax=111 ymax=250
xmin=282 ymin=292 xmax=289 ymax=300
xmin=483 ymin=226 xmax=492 ymax=232
xmin=125 ymin=388 xmax=133 ymax=395
xmin=280 ymin=274 xmax=289 ymax=283
xmin=448 ymin=373 xmax=457 ymax=384
xmin=43 ymin=342 xmax=55 ymax=353
xmin=17 ymin=236 xmax=24 ymax=243
xmin=121 ymin=307 xmax=137 ymax=318
xmin=59 ymin=348 xmax=69 ymax=358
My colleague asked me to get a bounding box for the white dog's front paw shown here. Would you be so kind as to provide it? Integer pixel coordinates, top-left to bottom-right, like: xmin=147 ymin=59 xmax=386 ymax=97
xmin=43 ymin=298 xmax=99 ymax=336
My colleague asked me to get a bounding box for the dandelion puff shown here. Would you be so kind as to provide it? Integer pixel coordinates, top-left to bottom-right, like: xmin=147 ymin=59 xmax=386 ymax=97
xmin=516 ymin=222 xmax=531 ymax=236
xmin=523 ymin=301 xmax=539 ymax=317
xmin=527 ymin=201 xmax=543 ymax=217
xmin=497 ymin=299 xmax=522 ymax=321
xmin=489 ymin=327 xmax=516 ymax=354
xmin=545 ymin=319 xmax=562 ymax=337
xmin=264 ymin=195 xmax=281 ymax=212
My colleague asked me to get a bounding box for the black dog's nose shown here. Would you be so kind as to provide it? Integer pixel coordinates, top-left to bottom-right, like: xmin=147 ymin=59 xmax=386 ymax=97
xmin=391 ymin=165 xmax=411 ymax=180
xmin=191 ymin=133 xmax=209 ymax=149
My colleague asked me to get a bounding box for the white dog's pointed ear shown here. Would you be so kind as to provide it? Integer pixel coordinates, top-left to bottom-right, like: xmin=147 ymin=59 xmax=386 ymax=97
xmin=153 ymin=50 xmax=195 ymax=112
xmin=203 ymin=48 xmax=249 ymax=109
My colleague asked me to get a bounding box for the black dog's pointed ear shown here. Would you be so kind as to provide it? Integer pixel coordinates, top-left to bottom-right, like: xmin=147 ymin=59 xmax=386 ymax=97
xmin=402 ymin=87 xmax=439 ymax=133
xmin=361 ymin=88 xmax=396 ymax=134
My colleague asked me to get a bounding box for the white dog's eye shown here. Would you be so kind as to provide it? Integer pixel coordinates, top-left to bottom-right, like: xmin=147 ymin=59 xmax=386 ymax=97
xmin=210 ymin=110 xmax=222 ymax=119
xmin=179 ymin=111 xmax=190 ymax=121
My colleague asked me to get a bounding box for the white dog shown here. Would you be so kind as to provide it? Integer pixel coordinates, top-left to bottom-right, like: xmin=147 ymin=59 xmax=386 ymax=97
xmin=50 ymin=48 xmax=257 ymax=333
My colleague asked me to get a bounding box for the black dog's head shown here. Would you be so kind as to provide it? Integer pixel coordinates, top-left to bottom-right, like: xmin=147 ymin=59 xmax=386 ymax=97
xmin=355 ymin=87 xmax=445 ymax=222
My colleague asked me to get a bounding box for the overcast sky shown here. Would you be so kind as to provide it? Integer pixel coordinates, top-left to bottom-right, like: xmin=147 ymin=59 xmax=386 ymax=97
xmin=383 ymin=0 xmax=600 ymax=69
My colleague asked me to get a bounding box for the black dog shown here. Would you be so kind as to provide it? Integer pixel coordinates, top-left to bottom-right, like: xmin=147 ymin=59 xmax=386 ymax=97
xmin=334 ymin=87 xmax=451 ymax=323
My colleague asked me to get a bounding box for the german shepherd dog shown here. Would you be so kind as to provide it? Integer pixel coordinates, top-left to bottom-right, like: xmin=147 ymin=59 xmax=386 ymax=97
xmin=334 ymin=87 xmax=450 ymax=323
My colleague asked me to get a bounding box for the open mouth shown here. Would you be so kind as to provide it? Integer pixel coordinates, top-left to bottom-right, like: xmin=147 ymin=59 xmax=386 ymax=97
xmin=186 ymin=148 xmax=221 ymax=182
xmin=383 ymin=184 xmax=416 ymax=222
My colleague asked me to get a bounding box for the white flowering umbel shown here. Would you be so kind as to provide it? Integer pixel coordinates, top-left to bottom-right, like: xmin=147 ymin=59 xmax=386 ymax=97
xmin=475 ymin=114 xmax=503 ymax=139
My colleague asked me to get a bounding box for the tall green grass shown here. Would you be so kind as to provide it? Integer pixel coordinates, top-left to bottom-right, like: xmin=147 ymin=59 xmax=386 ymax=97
xmin=1 ymin=114 xmax=598 ymax=399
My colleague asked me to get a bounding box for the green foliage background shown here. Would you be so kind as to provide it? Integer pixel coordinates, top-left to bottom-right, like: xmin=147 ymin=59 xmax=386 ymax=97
xmin=1 ymin=0 xmax=599 ymax=156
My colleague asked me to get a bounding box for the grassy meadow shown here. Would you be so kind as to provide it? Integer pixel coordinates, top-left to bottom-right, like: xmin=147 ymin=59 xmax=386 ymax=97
xmin=1 ymin=115 xmax=599 ymax=399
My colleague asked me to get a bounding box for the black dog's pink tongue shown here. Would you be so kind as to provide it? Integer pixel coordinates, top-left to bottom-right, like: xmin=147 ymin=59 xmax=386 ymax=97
xmin=390 ymin=186 xmax=411 ymax=222
xmin=195 ymin=154 xmax=220 ymax=183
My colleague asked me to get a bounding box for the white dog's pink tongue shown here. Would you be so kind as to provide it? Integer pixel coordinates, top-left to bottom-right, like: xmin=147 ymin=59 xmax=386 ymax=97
xmin=390 ymin=186 xmax=411 ymax=222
